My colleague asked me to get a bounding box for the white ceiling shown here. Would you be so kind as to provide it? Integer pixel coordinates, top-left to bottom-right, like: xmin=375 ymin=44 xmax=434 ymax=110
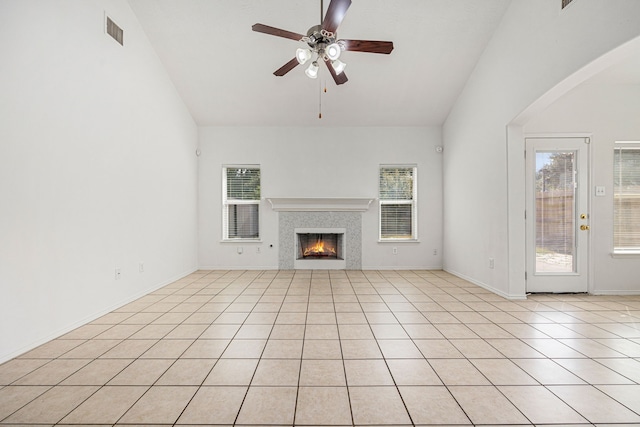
xmin=127 ymin=0 xmax=512 ymax=126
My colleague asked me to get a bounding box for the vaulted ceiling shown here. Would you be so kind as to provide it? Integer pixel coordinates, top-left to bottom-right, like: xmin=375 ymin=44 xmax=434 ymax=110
xmin=128 ymin=0 xmax=640 ymax=127
xmin=127 ymin=0 xmax=511 ymax=126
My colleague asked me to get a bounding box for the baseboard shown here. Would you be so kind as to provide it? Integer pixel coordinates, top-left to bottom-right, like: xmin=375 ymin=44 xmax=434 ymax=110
xmin=444 ymin=268 xmax=527 ymax=300
xmin=198 ymin=265 xmax=279 ymax=270
xmin=200 ymin=266 xmax=443 ymax=271
xmin=590 ymin=289 xmax=640 ymax=296
xmin=0 ymin=266 xmax=198 ymax=364
xmin=361 ymin=265 xmax=443 ymax=271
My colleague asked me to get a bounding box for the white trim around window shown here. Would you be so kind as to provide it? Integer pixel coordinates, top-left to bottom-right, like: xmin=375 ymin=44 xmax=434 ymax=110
xmin=613 ymin=141 xmax=640 ymax=255
xmin=222 ymin=165 xmax=261 ymax=241
xmin=378 ymin=165 xmax=418 ymax=241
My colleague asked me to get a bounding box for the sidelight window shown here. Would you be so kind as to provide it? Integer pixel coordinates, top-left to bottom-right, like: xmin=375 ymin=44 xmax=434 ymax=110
xmin=614 ymin=142 xmax=640 ymax=253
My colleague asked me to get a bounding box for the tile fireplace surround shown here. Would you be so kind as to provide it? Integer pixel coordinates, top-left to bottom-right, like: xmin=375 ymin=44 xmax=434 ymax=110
xmin=279 ymin=212 xmax=361 ymax=269
xmin=270 ymin=198 xmax=374 ymax=270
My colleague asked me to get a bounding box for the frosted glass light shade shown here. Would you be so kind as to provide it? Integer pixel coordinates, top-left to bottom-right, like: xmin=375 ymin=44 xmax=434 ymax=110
xmin=332 ymin=59 xmax=346 ymax=74
xmin=296 ymin=48 xmax=312 ymax=64
xmin=305 ymin=61 xmax=319 ymax=78
xmin=326 ymin=43 xmax=341 ymax=60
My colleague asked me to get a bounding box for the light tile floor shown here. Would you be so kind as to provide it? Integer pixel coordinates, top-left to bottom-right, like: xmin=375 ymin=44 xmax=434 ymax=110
xmin=1 ymin=269 xmax=640 ymax=426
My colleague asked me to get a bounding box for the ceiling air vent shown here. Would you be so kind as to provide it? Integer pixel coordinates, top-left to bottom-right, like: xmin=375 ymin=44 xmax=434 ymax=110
xmin=106 ymin=16 xmax=123 ymax=45
xmin=562 ymin=0 xmax=575 ymax=9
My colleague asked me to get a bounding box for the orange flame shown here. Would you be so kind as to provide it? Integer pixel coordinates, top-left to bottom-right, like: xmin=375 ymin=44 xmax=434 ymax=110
xmin=303 ymin=237 xmax=337 ymax=257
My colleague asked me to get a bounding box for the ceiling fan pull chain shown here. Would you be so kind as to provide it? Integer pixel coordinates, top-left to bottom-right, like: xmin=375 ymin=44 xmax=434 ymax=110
xmin=318 ymin=77 xmax=322 ymax=119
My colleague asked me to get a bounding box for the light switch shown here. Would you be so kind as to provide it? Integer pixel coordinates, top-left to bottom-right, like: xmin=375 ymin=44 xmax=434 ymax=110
xmin=595 ymin=186 xmax=606 ymax=197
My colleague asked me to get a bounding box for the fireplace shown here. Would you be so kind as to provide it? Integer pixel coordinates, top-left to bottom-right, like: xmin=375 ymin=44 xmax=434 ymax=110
xmin=269 ymin=199 xmax=372 ymax=270
xmin=298 ymin=233 xmax=343 ymax=260
xmin=294 ymin=228 xmax=346 ymax=269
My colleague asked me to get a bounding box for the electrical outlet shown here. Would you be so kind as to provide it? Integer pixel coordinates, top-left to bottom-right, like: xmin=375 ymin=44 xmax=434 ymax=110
xmin=139 ymin=262 xmax=144 ymax=273
xmin=115 ymin=268 xmax=121 ymax=280
xmin=433 ymin=249 xmax=438 ymax=256
xmin=489 ymin=258 xmax=495 ymax=269
xmin=256 ymin=247 xmax=261 ymax=254
xmin=392 ymin=247 xmax=398 ymax=255
xmin=237 ymin=247 xmax=243 ymax=254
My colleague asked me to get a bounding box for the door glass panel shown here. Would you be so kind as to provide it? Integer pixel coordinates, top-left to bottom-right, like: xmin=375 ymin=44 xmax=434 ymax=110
xmin=535 ymin=151 xmax=576 ymax=273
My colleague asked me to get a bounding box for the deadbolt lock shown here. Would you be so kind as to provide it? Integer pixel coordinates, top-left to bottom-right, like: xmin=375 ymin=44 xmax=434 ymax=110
xmin=580 ymin=224 xmax=590 ymax=231
xmin=580 ymin=214 xmax=588 ymax=220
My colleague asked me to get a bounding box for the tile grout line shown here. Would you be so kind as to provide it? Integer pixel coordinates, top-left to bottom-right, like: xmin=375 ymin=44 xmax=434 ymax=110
xmin=287 ymin=269 xmax=310 ymax=427
xmin=5 ymin=286 xmax=179 ymax=426
xmin=112 ymin=269 xmax=253 ymax=426
xmin=232 ymin=270 xmax=295 ymax=426
xmin=332 ymin=270 xmax=357 ymax=427
xmin=110 ymin=269 xmax=225 ymax=426
xmin=170 ymin=269 xmax=268 ymax=426
xmin=383 ymin=270 xmax=476 ymax=426
xmin=358 ymin=270 xmax=416 ymax=426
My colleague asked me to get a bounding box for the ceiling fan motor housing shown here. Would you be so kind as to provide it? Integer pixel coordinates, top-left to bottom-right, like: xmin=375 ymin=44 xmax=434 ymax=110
xmin=306 ymin=25 xmax=335 ymax=50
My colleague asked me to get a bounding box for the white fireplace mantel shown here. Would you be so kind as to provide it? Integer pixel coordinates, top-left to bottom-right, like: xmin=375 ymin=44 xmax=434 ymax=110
xmin=266 ymin=197 xmax=375 ymax=212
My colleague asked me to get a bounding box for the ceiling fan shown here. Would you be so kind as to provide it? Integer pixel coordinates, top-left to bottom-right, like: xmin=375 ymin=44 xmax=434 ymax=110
xmin=252 ymin=0 xmax=394 ymax=85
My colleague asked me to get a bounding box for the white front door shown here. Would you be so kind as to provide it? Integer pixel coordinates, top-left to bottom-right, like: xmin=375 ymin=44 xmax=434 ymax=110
xmin=525 ymin=137 xmax=590 ymax=293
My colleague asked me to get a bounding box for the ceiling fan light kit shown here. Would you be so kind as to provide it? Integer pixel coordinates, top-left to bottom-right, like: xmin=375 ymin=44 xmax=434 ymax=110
xmin=251 ymin=0 xmax=393 ymax=86
xmin=296 ymin=48 xmax=312 ymax=65
xmin=305 ymin=61 xmax=320 ymax=79
xmin=331 ymin=58 xmax=346 ymax=74
xmin=326 ymin=42 xmax=342 ymax=60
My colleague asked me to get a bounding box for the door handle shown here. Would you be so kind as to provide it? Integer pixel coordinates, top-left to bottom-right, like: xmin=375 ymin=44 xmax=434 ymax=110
xmin=580 ymin=224 xmax=590 ymax=231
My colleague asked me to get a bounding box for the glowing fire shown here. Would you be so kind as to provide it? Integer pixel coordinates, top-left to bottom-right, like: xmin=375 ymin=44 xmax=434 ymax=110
xmin=303 ymin=237 xmax=337 ymax=257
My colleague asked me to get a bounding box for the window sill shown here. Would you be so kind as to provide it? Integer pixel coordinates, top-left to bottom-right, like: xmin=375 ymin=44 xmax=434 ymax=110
xmin=611 ymin=251 xmax=640 ymax=258
xmin=220 ymin=239 xmax=262 ymax=243
xmin=378 ymin=239 xmax=420 ymax=243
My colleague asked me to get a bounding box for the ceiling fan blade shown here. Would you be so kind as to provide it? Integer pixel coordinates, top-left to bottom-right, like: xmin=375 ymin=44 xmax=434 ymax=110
xmin=325 ymin=60 xmax=348 ymax=85
xmin=322 ymin=0 xmax=352 ymax=34
xmin=341 ymin=39 xmax=394 ymax=54
xmin=252 ymin=23 xmax=304 ymax=42
xmin=274 ymin=58 xmax=300 ymax=76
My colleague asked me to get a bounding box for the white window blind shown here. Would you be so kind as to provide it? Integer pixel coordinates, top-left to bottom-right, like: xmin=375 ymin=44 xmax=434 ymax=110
xmin=223 ymin=166 xmax=260 ymax=240
xmin=614 ymin=143 xmax=640 ymax=252
xmin=379 ymin=166 xmax=417 ymax=240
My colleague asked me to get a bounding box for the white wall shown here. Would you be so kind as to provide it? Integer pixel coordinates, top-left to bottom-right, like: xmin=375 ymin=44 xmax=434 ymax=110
xmin=198 ymin=126 xmax=443 ymax=270
xmin=0 ymin=0 xmax=198 ymax=362
xmin=524 ymin=83 xmax=640 ymax=294
xmin=443 ymin=0 xmax=640 ymax=298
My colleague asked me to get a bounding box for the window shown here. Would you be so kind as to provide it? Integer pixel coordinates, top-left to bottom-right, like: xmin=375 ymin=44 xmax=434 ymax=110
xmin=379 ymin=165 xmax=417 ymax=240
xmin=614 ymin=142 xmax=640 ymax=253
xmin=223 ymin=166 xmax=260 ymax=240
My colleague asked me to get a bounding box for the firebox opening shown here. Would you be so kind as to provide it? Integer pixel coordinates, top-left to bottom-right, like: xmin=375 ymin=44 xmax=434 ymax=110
xmin=297 ymin=233 xmax=344 ymax=260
